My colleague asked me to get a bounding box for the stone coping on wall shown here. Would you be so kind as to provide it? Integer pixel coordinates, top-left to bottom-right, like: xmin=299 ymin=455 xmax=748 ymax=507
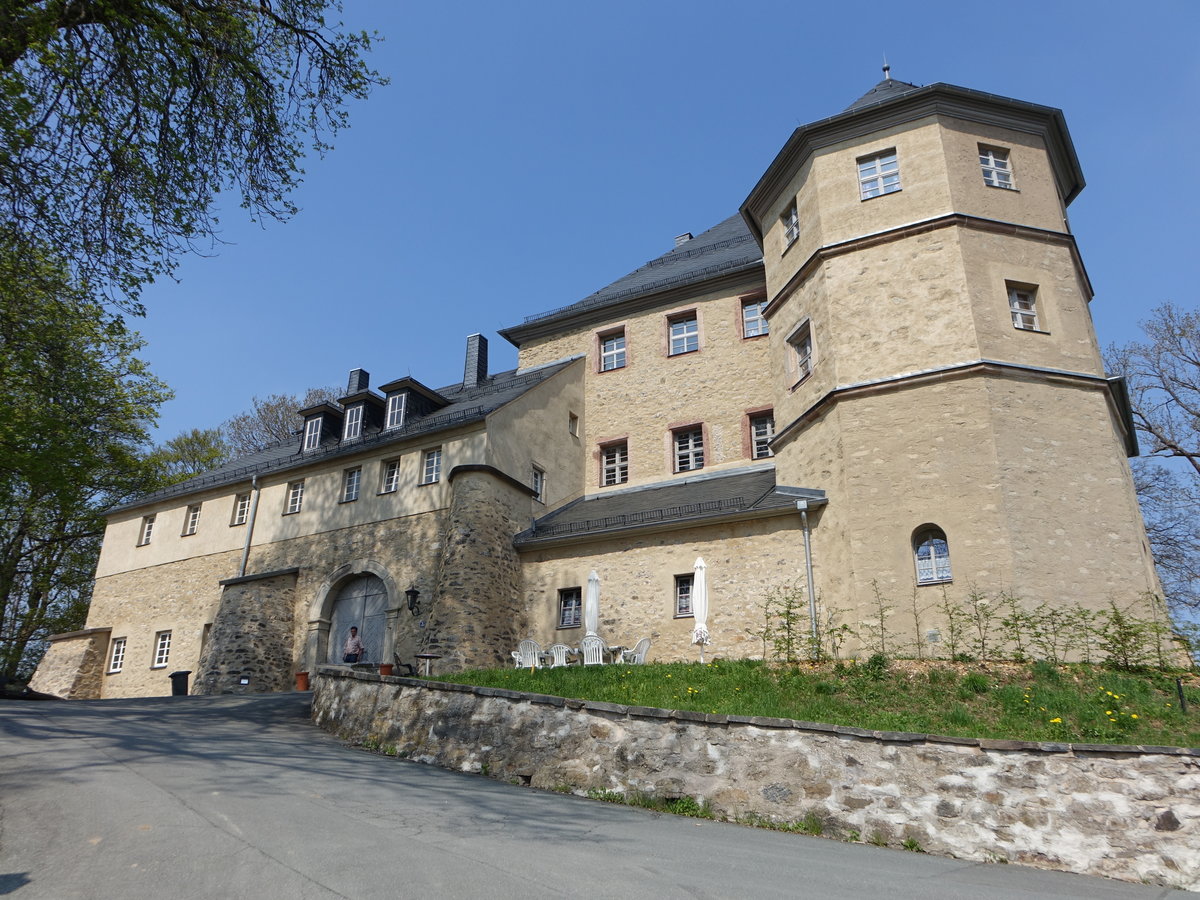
xmin=314 ymin=666 xmax=1199 ymax=757
xmin=218 ymin=566 xmax=301 ymax=587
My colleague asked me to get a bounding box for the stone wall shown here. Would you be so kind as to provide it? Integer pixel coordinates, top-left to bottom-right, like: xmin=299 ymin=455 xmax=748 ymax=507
xmin=193 ymin=569 xmax=298 ymax=695
xmin=312 ymin=668 xmax=1199 ymax=891
xmin=28 ymin=628 xmax=110 ymax=699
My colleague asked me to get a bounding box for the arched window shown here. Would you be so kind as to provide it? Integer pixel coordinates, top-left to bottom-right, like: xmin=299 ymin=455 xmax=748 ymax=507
xmin=913 ymin=526 xmax=952 ymax=584
xmin=328 ymin=574 xmax=388 ymax=664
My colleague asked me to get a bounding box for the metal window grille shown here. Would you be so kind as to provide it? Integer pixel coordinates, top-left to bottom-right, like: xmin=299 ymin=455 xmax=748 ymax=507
xmin=915 ymin=531 xmax=952 ymax=584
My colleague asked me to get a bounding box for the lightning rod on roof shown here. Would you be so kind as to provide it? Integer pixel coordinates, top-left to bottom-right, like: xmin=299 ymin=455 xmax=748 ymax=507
xmin=882 ymin=56 xmax=891 ymax=80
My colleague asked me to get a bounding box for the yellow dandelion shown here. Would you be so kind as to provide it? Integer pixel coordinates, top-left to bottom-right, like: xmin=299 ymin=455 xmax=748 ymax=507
xmin=1049 ymin=717 xmax=1062 ymax=724
xmin=1105 ymin=710 xmax=1113 ymax=715
xmin=1131 ymin=714 xmax=1139 ymax=719
xmin=1039 ymin=706 xmax=1046 ymax=711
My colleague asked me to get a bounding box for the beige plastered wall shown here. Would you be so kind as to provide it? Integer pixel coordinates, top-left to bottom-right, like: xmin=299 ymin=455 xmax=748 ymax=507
xmin=516 ymin=277 xmax=774 ymax=494
xmin=518 ymin=514 xmax=806 ymax=662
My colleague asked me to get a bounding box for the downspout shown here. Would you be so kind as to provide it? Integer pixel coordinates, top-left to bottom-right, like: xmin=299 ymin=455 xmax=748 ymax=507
xmin=797 ymin=500 xmax=818 ymax=657
xmin=237 ymin=475 xmax=261 ymax=578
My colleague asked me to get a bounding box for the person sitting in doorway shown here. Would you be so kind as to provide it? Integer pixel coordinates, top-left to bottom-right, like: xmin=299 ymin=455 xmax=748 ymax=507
xmin=342 ymin=626 xmax=366 ymax=664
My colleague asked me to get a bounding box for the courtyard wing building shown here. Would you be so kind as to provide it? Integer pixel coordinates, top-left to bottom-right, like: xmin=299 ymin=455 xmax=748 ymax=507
xmin=33 ymin=75 xmax=1159 ymax=698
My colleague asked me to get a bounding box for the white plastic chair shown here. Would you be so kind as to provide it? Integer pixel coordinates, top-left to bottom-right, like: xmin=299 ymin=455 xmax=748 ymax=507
xmin=580 ymin=635 xmax=606 ymax=666
xmin=548 ymin=644 xmax=574 ymax=667
xmin=514 ymin=639 xmax=542 ymax=668
xmin=621 ymin=638 xmax=651 ymax=665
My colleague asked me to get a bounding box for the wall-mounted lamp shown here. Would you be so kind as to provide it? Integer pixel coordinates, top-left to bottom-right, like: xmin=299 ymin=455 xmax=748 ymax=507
xmin=405 ymin=585 xmax=421 ymax=616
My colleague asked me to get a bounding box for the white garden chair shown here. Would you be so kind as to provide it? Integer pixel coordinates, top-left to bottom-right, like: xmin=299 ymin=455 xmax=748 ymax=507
xmin=620 ymin=638 xmax=651 ymax=665
xmin=580 ymin=635 xmax=606 ymax=666
xmin=547 ymin=643 xmax=574 ymax=667
xmin=512 ymin=639 xmax=542 ymax=668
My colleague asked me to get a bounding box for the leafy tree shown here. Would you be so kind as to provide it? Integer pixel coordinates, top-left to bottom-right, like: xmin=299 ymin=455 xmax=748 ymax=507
xmin=1107 ymin=303 xmax=1200 ymax=611
xmin=0 ymin=235 xmax=170 ymax=681
xmin=146 ymin=428 xmax=230 ymax=485
xmin=0 ymin=1 xmax=384 ymax=312
xmin=222 ymin=386 xmax=339 ymax=456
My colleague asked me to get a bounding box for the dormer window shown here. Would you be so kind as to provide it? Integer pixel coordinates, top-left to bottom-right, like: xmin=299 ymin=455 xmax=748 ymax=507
xmin=342 ymin=404 xmax=363 ymax=441
xmin=385 ymin=392 xmax=407 ymax=430
xmin=302 ymin=416 xmax=322 ymax=451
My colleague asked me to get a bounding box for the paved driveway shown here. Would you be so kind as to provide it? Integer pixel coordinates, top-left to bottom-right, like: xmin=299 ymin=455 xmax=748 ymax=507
xmin=0 ymin=693 xmax=1180 ymax=899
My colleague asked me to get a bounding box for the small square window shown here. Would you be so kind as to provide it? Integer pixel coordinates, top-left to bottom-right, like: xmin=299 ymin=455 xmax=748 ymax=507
xmin=342 ymin=467 xmax=361 ymax=503
xmin=780 ymin=200 xmax=799 ymax=246
xmin=602 ymin=441 xmax=629 ymax=486
xmin=1008 ymin=284 xmax=1039 ymax=331
xmin=531 ymin=466 xmax=545 ymax=502
xmin=302 ymin=416 xmax=322 ymax=451
xmin=182 ymin=504 xmax=201 ymax=536
xmin=421 ymin=448 xmax=442 ymax=484
xmin=568 ymin=413 xmax=579 ymax=437
xmin=673 ymin=427 xmax=704 ymax=473
xmin=980 ymin=146 xmax=1015 ymax=190
xmin=599 ymin=329 xmax=626 ymax=371
xmin=152 ymin=631 xmax=172 ymax=668
xmin=674 ymin=574 xmax=694 ymax=617
xmin=858 ymin=149 xmax=900 ymax=199
xmin=751 ymin=413 xmax=775 ymax=459
xmin=285 ymin=480 xmax=304 ymax=515
xmin=137 ymin=514 xmax=155 ymax=546
xmin=558 ymin=587 xmax=582 ymax=628
xmin=742 ymin=298 xmax=769 ymax=338
xmin=108 ymin=637 xmax=126 ymax=674
xmin=668 ymin=314 xmax=699 ymax=356
xmin=231 ymin=493 xmax=251 ymax=526
xmin=385 ymin=392 xmax=407 ymax=430
xmin=380 ymin=459 xmax=400 ymax=494
xmin=788 ymin=322 xmax=814 ymax=384
xmin=342 ymin=404 xmax=363 ymax=441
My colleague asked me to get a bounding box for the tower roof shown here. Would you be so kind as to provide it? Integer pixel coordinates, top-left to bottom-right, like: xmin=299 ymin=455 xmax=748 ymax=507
xmin=844 ymin=76 xmax=923 ymax=111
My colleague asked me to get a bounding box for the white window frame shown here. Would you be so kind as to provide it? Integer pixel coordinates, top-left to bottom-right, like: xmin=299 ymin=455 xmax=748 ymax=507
xmin=342 ymin=404 xmax=363 ymax=441
xmin=302 ymin=416 xmax=322 ymax=451
xmin=599 ymin=330 xmax=626 ymax=371
xmin=108 ymin=637 xmax=126 ymax=674
xmin=673 ymin=428 xmax=704 ymax=473
xmin=751 ymin=413 xmax=775 ymax=459
xmin=342 ymin=467 xmax=361 ymax=503
xmin=385 ymin=392 xmax=407 ymax=430
xmin=858 ymin=149 xmax=900 ymax=199
xmin=781 ymin=200 xmax=799 ymax=246
xmin=182 ymin=504 xmax=201 ymax=536
xmin=152 ymin=631 xmax=172 ymax=668
xmin=674 ymin=574 xmax=694 ymax=618
xmin=742 ymin=299 xmax=769 ymax=338
xmin=914 ymin=527 xmax=953 ymax=585
xmin=421 ymin=448 xmax=442 ymax=485
xmin=232 ymin=493 xmax=250 ymax=526
xmin=980 ymin=146 xmax=1015 ymax=190
xmin=668 ymin=314 xmax=699 ymax=356
xmin=285 ymin=480 xmax=304 ymax=515
xmin=381 ymin=459 xmax=400 ymax=494
xmin=138 ymin=514 xmax=155 ymax=546
xmin=558 ymin=587 xmax=582 ymax=629
xmin=1008 ymin=284 xmax=1039 ymax=331
xmin=531 ymin=466 xmax=545 ymax=502
xmin=602 ymin=442 xmax=629 ymax=486
xmin=788 ymin=321 xmax=814 ymax=384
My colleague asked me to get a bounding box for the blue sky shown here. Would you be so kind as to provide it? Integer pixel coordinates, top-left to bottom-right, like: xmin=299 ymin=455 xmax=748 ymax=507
xmin=134 ymin=0 xmax=1200 ymax=441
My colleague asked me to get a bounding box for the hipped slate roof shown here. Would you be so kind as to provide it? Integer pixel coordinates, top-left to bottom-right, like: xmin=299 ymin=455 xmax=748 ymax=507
xmin=499 ymin=214 xmax=763 ymax=345
xmin=112 ymin=358 xmax=579 ymax=514
xmin=514 ymin=467 xmax=825 ymax=548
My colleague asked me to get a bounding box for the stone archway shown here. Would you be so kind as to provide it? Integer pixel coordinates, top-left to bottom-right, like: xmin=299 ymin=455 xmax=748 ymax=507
xmin=306 ymin=560 xmax=401 ymax=671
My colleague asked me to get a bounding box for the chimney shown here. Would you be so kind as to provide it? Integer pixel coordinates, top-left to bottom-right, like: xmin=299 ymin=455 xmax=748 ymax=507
xmin=674 ymin=233 xmax=693 ymax=247
xmin=346 ymin=368 xmax=370 ymax=394
xmin=463 ymin=334 xmax=488 ymax=389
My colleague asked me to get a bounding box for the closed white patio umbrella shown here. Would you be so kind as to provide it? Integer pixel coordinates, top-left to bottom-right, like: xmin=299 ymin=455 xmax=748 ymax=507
xmin=691 ymin=557 xmax=710 ymax=662
xmin=585 ymin=570 xmax=601 ymax=637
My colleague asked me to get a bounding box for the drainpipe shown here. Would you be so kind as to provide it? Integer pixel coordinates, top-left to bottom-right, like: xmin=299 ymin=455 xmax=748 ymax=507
xmin=238 ymin=475 xmax=261 ymax=578
xmin=797 ymin=500 xmax=818 ymax=656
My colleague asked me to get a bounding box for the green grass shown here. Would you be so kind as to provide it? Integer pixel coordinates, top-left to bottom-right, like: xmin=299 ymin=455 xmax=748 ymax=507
xmin=433 ymin=658 xmax=1200 ymax=747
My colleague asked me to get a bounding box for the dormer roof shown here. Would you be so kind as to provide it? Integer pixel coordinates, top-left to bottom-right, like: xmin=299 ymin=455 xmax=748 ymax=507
xmin=375 ymin=376 xmax=450 ymax=409
xmin=297 ymin=402 xmax=344 ymax=420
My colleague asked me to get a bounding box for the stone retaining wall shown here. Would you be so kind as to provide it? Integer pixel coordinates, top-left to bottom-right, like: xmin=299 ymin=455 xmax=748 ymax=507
xmin=312 ymin=667 xmax=1199 ymax=891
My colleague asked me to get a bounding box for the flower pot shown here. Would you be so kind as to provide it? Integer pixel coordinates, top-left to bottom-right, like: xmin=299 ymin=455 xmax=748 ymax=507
xmin=294 ymin=671 xmax=310 ymax=691
xmin=378 ymin=663 xmax=394 ymax=677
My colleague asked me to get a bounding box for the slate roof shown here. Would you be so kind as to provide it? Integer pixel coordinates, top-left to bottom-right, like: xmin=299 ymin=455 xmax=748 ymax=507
xmin=844 ymin=76 xmax=923 ymax=111
xmin=499 ymin=214 xmax=762 ymax=343
xmin=514 ymin=466 xmax=825 ymax=547
xmin=112 ymin=358 xmax=580 ymax=514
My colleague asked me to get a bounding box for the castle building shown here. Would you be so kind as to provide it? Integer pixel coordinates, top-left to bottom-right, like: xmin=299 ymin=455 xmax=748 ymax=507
xmin=32 ymin=74 xmax=1159 ymax=698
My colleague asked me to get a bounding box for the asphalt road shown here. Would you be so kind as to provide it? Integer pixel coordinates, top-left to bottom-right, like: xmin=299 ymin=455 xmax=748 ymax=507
xmin=0 ymin=693 xmax=1182 ymax=899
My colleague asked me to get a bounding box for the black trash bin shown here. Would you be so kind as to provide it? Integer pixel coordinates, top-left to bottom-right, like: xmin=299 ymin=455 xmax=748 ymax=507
xmin=168 ymin=670 xmax=191 ymax=696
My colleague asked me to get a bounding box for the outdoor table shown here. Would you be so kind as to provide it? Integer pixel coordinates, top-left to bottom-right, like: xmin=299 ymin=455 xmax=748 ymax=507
xmin=415 ymin=652 xmax=441 ymax=677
